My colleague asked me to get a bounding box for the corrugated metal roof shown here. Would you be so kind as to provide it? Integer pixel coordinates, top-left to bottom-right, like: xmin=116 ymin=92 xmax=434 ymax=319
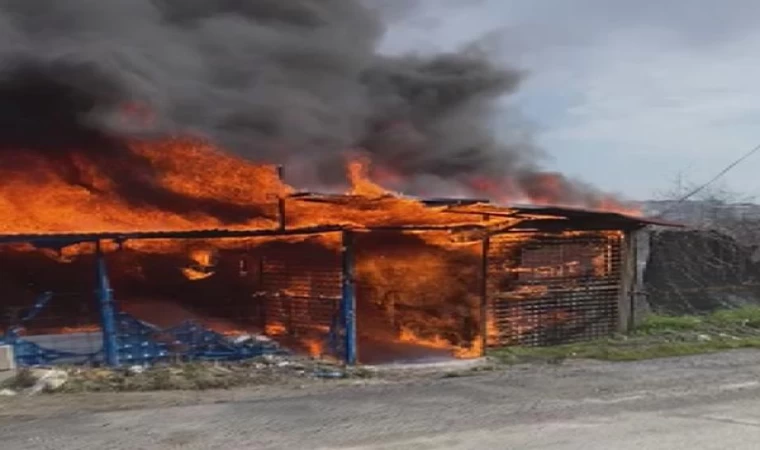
xmin=433 ymin=200 xmax=680 ymax=228
xmin=505 ymin=204 xmax=683 ymax=228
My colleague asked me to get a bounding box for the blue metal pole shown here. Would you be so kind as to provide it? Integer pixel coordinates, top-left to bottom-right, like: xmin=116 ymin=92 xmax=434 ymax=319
xmin=341 ymin=231 xmax=357 ymax=365
xmin=95 ymin=241 xmax=119 ymax=367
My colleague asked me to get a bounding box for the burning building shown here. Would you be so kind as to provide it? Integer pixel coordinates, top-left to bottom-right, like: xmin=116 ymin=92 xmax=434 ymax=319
xmin=0 ymin=142 xmax=666 ymax=366
xmin=0 ymin=1 xmax=670 ymax=366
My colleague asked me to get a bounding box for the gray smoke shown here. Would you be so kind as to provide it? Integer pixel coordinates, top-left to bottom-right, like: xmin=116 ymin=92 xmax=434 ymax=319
xmin=0 ymin=0 xmax=619 ymax=207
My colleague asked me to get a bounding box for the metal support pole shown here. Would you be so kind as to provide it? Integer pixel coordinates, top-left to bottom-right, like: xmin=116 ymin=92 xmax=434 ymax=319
xmin=95 ymin=241 xmax=119 ymax=367
xmin=277 ymin=198 xmax=286 ymax=231
xmin=341 ymin=231 xmax=357 ymax=365
xmin=480 ymin=236 xmax=490 ymax=355
xmin=275 ymin=165 xmax=286 ymax=230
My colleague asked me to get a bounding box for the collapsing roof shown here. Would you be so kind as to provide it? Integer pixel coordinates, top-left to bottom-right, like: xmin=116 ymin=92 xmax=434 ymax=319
xmin=0 ymin=194 xmax=678 ymax=246
xmin=446 ymin=203 xmax=681 ymax=231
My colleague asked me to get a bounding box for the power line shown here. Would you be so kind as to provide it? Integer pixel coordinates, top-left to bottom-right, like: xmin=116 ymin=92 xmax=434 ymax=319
xmin=657 ymin=141 xmax=760 ymax=217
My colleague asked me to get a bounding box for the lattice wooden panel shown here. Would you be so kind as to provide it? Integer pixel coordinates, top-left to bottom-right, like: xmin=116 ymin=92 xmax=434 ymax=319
xmin=487 ymin=231 xmax=623 ymax=347
xmin=259 ymin=248 xmax=341 ymax=338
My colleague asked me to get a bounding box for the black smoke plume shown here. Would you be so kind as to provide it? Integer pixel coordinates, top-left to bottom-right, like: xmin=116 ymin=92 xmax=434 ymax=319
xmin=0 ymin=0 xmax=620 ymax=207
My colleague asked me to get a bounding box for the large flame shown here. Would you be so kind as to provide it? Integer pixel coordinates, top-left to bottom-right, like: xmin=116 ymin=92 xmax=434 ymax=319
xmin=0 ymin=139 xmax=527 ymax=235
xmin=0 ymin=140 xmax=285 ymax=233
xmin=0 ymin=138 xmax=638 ymax=235
xmin=0 ymin=139 xmax=637 ymax=363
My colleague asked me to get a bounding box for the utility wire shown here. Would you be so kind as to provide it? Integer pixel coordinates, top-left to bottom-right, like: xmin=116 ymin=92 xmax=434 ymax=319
xmin=657 ymin=142 xmax=760 ymax=217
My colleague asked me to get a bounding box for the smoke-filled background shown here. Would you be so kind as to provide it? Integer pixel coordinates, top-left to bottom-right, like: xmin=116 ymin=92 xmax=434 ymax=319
xmin=0 ymin=0 xmax=616 ymax=206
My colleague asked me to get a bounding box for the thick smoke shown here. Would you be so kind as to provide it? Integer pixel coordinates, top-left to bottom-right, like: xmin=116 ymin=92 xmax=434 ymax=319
xmin=0 ymin=0 xmax=616 ymax=206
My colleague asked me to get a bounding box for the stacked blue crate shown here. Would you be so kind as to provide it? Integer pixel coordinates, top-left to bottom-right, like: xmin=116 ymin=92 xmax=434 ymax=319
xmin=115 ymin=312 xmax=170 ymax=365
xmin=115 ymin=312 xmax=287 ymax=364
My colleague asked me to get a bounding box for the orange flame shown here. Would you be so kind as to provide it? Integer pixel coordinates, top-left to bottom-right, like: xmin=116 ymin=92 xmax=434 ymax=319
xmin=303 ymin=339 xmax=324 ymax=358
xmin=181 ymin=248 xmax=218 ymax=280
xmin=0 ymin=137 xmax=636 ymax=362
xmin=347 ymin=156 xmax=390 ymax=198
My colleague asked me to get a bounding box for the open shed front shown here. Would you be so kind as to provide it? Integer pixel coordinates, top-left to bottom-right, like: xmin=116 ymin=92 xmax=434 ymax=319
xmin=0 ymin=231 xmax=350 ymax=367
xmin=0 ymin=204 xmax=668 ymax=368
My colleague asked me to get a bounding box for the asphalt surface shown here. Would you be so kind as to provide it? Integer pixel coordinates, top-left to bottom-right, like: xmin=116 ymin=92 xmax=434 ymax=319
xmin=4 ymin=350 xmax=760 ymax=449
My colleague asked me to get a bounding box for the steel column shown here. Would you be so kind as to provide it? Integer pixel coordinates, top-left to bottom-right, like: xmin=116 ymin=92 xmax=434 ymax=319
xmin=277 ymin=198 xmax=286 ymax=230
xmin=341 ymin=231 xmax=357 ymax=365
xmin=95 ymin=241 xmax=119 ymax=366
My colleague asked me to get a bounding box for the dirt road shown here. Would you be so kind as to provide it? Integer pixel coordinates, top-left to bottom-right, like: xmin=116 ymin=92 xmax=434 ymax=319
xmin=4 ymin=350 xmax=760 ymax=449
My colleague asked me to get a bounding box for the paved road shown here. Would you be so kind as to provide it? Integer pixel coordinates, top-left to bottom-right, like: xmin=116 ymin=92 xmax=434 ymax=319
xmin=4 ymin=351 xmax=760 ymax=449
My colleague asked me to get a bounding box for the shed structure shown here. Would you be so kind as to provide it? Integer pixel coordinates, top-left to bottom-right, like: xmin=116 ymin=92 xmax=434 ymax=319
xmin=0 ymin=198 xmax=671 ymax=366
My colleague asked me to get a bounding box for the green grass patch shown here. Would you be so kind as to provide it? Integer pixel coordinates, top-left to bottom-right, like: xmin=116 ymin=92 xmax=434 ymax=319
xmin=706 ymin=306 xmax=760 ymax=329
xmin=635 ymin=314 xmax=704 ymax=334
xmin=490 ymin=337 xmax=760 ymax=364
xmin=635 ymin=306 xmax=760 ymax=334
xmin=489 ymin=307 xmax=760 ymax=364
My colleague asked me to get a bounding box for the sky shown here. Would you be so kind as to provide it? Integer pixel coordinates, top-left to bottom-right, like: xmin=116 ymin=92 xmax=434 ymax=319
xmin=379 ymin=0 xmax=760 ymax=201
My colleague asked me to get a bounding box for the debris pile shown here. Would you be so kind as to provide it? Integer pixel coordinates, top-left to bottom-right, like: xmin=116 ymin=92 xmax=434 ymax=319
xmin=0 ymin=368 xmax=69 ymax=395
xmin=0 ymin=355 xmax=371 ymax=394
